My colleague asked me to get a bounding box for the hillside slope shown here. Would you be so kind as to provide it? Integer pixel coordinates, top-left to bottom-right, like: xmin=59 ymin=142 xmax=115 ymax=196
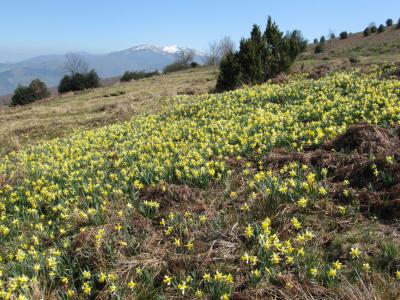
xmin=0 ymin=67 xmax=217 ymax=155
xmin=1 ymin=26 xmax=400 ymax=155
xmin=296 ymin=25 xmax=400 ymax=68
xmin=0 ymin=67 xmax=399 ymax=299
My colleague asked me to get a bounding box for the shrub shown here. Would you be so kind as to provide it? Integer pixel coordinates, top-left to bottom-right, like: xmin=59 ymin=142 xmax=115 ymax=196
xmin=29 ymin=79 xmax=50 ymax=100
xmin=320 ymin=36 xmax=326 ymax=43
xmin=370 ymin=25 xmax=378 ymax=33
xmin=120 ymin=70 xmax=159 ymax=82
xmin=85 ymin=70 xmax=100 ymax=89
xmin=215 ymin=51 xmax=241 ymax=92
xmin=11 ymin=85 xmax=35 ymax=106
xmin=330 ymin=33 xmax=336 ymax=39
xmin=378 ymin=24 xmax=386 ymax=33
xmin=314 ymin=43 xmax=324 ymax=54
xmin=58 ymin=70 xmax=100 ymax=93
xmin=397 ymin=18 xmax=400 ymax=29
xmin=11 ymin=79 xmax=50 ymax=106
xmin=190 ymin=62 xmax=199 ymax=68
xmin=363 ymin=27 xmax=371 ymax=37
xmin=313 ymin=38 xmax=318 ymax=44
xmin=215 ymin=16 xmax=306 ymax=92
xmin=349 ymin=57 xmax=360 ymax=64
xmin=386 ymin=19 xmax=393 ymax=27
xmin=339 ymin=31 xmax=348 ymax=39
xmin=163 ymin=62 xmax=189 ymax=74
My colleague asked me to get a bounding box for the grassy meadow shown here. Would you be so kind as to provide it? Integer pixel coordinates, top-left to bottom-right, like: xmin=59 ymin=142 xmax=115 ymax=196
xmin=0 ymin=65 xmax=400 ymax=299
xmin=0 ymin=67 xmax=217 ymax=156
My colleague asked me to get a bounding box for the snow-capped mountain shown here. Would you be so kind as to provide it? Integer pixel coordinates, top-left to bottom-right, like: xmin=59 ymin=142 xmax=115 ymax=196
xmin=0 ymin=44 xmax=206 ymax=97
xmin=121 ymin=44 xmax=205 ymax=56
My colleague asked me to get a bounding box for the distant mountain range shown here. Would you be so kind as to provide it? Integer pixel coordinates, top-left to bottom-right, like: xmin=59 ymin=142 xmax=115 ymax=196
xmin=0 ymin=44 xmax=206 ymax=96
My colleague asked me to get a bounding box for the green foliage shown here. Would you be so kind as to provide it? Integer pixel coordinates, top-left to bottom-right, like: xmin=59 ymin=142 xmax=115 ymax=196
xmin=215 ymin=51 xmax=241 ymax=92
xmin=190 ymin=62 xmax=199 ymax=68
xmin=377 ymin=241 xmax=400 ymax=272
xmin=314 ymin=43 xmax=325 ymax=54
xmin=320 ymin=36 xmax=326 ymax=43
xmin=349 ymin=57 xmax=360 ymax=64
xmin=85 ymin=70 xmax=101 ymax=90
xmin=11 ymin=79 xmax=50 ymax=106
xmin=11 ymin=85 xmax=35 ymax=106
xmin=378 ymin=24 xmax=386 ymax=33
xmin=397 ymin=18 xmax=400 ymax=29
xmin=313 ymin=38 xmax=318 ymax=44
xmin=238 ymin=25 xmax=265 ymax=84
xmin=120 ymin=70 xmax=159 ymax=82
xmin=58 ymin=70 xmax=100 ymax=93
xmin=163 ymin=62 xmax=190 ymax=74
xmin=386 ymin=19 xmax=393 ymax=27
xmin=370 ymin=25 xmax=378 ymax=33
xmin=363 ymin=27 xmax=371 ymax=37
xmin=29 ymin=79 xmax=50 ymax=100
xmin=330 ymin=33 xmax=336 ymax=39
xmin=215 ymin=16 xmax=306 ymax=92
xmin=339 ymin=31 xmax=348 ymax=39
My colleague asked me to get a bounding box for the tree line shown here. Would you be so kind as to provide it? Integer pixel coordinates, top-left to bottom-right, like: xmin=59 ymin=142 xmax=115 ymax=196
xmin=11 ymin=53 xmax=100 ymax=106
xmin=314 ymin=17 xmax=400 ymax=54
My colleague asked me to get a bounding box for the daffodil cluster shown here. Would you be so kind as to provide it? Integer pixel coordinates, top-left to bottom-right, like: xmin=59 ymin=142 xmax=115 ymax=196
xmin=0 ymin=67 xmax=399 ymax=298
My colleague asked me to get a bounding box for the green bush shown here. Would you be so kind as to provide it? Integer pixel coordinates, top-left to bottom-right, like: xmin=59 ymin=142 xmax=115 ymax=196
xmin=85 ymin=70 xmax=101 ymax=89
xmin=11 ymin=79 xmax=50 ymax=106
xmin=349 ymin=57 xmax=360 ymax=64
xmin=190 ymin=62 xmax=199 ymax=68
xmin=397 ymin=18 xmax=400 ymax=29
xmin=339 ymin=31 xmax=348 ymax=39
xmin=313 ymin=38 xmax=318 ymax=44
xmin=11 ymin=86 xmax=35 ymax=106
xmin=163 ymin=62 xmax=189 ymax=74
xmin=215 ymin=51 xmax=241 ymax=92
xmin=363 ymin=27 xmax=371 ymax=37
xmin=58 ymin=70 xmax=100 ymax=94
xmin=29 ymin=79 xmax=50 ymax=100
xmin=215 ymin=16 xmax=306 ymax=92
xmin=386 ymin=19 xmax=393 ymax=27
xmin=370 ymin=25 xmax=378 ymax=33
xmin=120 ymin=70 xmax=159 ymax=82
xmin=378 ymin=24 xmax=386 ymax=33
xmin=314 ymin=43 xmax=324 ymax=54
xmin=320 ymin=36 xmax=325 ymax=43
xmin=330 ymin=33 xmax=336 ymax=39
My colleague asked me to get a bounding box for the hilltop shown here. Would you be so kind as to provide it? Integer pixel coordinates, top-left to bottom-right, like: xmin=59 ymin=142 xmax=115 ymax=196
xmin=296 ymin=25 xmax=400 ymax=68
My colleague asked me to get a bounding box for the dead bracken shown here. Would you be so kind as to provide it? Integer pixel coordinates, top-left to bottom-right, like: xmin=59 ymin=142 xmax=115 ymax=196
xmin=263 ymin=124 xmax=400 ymax=219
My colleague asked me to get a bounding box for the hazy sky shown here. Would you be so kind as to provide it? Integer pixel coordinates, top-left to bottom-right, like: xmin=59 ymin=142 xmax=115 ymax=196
xmin=1 ymin=0 xmax=399 ymax=62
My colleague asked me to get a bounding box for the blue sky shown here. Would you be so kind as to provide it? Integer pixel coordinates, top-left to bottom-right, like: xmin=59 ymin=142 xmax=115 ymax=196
xmin=1 ymin=0 xmax=399 ymax=62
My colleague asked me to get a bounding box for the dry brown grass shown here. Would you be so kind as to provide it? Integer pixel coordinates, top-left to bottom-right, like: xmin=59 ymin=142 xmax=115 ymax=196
xmin=0 ymin=66 xmax=217 ymax=155
xmin=295 ymin=26 xmax=400 ymax=70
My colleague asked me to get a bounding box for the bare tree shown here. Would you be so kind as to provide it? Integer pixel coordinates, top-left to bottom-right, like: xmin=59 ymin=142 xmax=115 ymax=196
xmin=203 ymin=41 xmax=222 ymax=66
xmin=175 ymin=49 xmax=195 ymax=67
xmin=64 ymin=53 xmax=88 ymax=75
xmin=218 ymin=36 xmax=236 ymax=58
xmin=203 ymin=36 xmax=236 ymax=66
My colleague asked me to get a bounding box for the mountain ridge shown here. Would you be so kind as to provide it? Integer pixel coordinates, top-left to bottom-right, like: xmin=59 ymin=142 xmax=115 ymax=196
xmin=0 ymin=44 xmax=206 ymax=96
